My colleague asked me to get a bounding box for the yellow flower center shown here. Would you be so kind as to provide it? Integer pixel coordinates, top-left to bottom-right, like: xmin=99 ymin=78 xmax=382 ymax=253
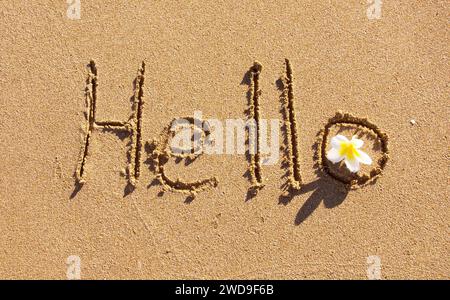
xmin=338 ymin=141 xmax=359 ymax=161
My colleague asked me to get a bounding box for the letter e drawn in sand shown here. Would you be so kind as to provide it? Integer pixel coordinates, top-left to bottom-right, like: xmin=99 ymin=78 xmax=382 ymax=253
xmin=75 ymin=60 xmax=145 ymax=190
xmin=146 ymin=117 xmax=219 ymax=202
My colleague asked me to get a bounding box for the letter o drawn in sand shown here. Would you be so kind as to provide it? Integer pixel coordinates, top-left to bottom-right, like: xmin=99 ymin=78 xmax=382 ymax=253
xmin=317 ymin=111 xmax=389 ymax=189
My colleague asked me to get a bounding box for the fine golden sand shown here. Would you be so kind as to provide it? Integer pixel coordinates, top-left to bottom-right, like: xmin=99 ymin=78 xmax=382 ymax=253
xmin=0 ymin=1 xmax=448 ymax=279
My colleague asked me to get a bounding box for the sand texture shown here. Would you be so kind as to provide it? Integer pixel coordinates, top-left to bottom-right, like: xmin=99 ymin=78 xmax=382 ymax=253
xmin=0 ymin=1 xmax=448 ymax=279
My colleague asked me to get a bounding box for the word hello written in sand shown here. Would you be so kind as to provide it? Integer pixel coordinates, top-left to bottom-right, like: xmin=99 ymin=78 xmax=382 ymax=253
xmin=75 ymin=60 xmax=389 ymax=199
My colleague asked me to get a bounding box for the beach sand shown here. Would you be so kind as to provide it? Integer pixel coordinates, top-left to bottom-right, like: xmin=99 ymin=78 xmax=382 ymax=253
xmin=0 ymin=0 xmax=448 ymax=279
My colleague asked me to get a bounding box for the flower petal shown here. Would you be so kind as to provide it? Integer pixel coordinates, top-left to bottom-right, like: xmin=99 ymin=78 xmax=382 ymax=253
xmin=351 ymin=136 xmax=364 ymax=148
xmin=331 ymin=135 xmax=349 ymax=148
xmin=344 ymin=158 xmax=360 ymax=173
xmin=356 ymin=149 xmax=372 ymax=165
xmin=326 ymin=148 xmax=344 ymax=163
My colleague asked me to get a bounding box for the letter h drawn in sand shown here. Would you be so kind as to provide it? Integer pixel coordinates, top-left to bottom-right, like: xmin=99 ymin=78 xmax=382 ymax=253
xmin=76 ymin=60 xmax=145 ymax=187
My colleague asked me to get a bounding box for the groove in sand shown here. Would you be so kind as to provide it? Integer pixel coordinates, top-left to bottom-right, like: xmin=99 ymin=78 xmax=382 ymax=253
xmin=146 ymin=117 xmax=219 ymax=198
xmin=280 ymin=58 xmax=302 ymax=190
xmin=76 ymin=60 xmax=145 ymax=187
xmin=317 ymin=111 xmax=389 ymax=189
xmin=247 ymin=62 xmax=264 ymax=190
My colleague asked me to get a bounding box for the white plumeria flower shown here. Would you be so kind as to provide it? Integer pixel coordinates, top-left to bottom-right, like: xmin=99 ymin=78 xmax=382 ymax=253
xmin=326 ymin=135 xmax=372 ymax=173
